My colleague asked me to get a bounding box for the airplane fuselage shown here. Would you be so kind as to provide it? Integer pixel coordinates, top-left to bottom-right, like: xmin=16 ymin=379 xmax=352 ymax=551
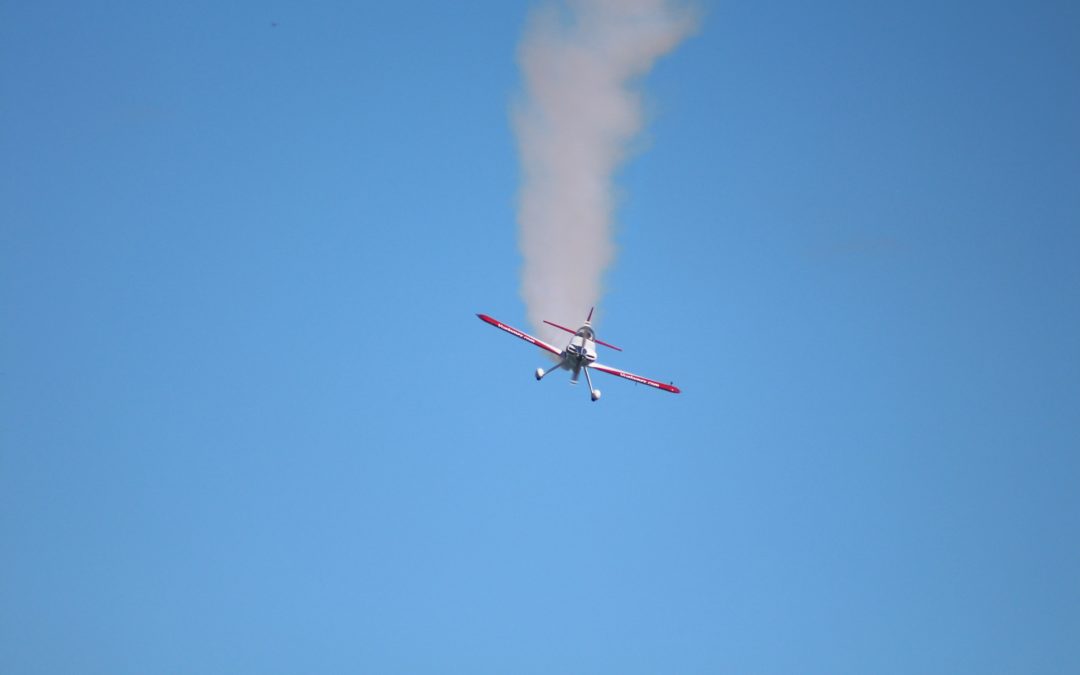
xmin=562 ymin=326 xmax=598 ymax=364
xmin=549 ymin=325 xmax=599 ymax=387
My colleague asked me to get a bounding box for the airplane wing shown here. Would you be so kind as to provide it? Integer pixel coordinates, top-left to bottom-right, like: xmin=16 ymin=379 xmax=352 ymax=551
xmin=476 ymin=314 xmax=562 ymax=357
xmin=590 ymin=362 xmax=681 ymax=393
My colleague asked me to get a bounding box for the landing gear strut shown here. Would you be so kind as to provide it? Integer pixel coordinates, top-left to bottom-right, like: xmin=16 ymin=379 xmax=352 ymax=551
xmin=583 ymin=366 xmax=601 ymax=402
xmin=535 ymin=364 xmax=560 ymax=381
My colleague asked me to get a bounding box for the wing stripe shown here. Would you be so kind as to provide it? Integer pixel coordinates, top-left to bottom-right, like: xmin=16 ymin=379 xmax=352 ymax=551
xmin=477 ymin=314 xmax=561 ymax=356
xmin=590 ymin=362 xmax=681 ymax=394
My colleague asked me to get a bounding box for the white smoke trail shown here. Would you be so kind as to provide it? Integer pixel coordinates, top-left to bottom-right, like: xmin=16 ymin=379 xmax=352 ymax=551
xmin=514 ymin=0 xmax=695 ymax=346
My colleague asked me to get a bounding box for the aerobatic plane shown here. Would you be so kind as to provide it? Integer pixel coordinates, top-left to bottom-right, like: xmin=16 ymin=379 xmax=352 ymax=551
xmin=476 ymin=308 xmax=680 ymax=401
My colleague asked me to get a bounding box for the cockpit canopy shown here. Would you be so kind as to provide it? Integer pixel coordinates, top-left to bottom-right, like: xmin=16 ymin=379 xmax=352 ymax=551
xmin=576 ymin=326 xmax=595 ymax=340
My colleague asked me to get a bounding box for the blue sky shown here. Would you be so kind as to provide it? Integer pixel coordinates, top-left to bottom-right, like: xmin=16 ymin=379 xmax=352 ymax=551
xmin=2 ymin=1 xmax=1078 ymax=673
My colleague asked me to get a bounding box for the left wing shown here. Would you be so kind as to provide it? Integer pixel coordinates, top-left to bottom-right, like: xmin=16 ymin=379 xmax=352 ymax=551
xmin=476 ymin=314 xmax=562 ymax=356
xmin=590 ymin=362 xmax=681 ymax=394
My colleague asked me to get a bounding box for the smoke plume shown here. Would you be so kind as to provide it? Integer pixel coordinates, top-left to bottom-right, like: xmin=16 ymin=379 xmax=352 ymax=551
xmin=514 ymin=0 xmax=695 ymax=346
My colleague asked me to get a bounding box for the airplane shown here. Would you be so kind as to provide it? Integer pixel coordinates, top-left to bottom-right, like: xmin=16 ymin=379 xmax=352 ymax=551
xmin=476 ymin=308 xmax=680 ymax=401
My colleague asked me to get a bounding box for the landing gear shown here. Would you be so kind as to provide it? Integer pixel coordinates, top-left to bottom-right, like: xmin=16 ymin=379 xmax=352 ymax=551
xmin=535 ymin=363 xmax=601 ymax=402
xmin=535 ymin=364 xmax=560 ymax=381
xmin=583 ymin=366 xmax=601 ymax=402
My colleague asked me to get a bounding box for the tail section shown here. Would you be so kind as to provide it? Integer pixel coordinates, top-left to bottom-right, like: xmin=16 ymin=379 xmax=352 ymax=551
xmin=542 ymin=307 xmax=623 ymax=352
xmin=587 ymin=308 xmax=623 ymax=351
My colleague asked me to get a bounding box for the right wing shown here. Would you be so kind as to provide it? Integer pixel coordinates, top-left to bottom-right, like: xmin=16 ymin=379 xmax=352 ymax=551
xmin=590 ymin=362 xmax=681 ymax=394
xmin=477 ymin=314 xmax=562 ymax=357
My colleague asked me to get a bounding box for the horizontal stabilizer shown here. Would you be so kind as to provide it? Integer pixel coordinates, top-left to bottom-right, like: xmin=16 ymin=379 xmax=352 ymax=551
xmin=544 ymin=319 xmax=622 ymax=351
xmin=595 ymin=337 xmax=622 ymax=352
xmin=543 ymin=320 xmax=577 ymax=336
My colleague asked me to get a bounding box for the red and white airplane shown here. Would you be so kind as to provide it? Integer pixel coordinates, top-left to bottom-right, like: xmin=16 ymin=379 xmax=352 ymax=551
xmin=476 ymin=308 xmax=680 ymax=401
